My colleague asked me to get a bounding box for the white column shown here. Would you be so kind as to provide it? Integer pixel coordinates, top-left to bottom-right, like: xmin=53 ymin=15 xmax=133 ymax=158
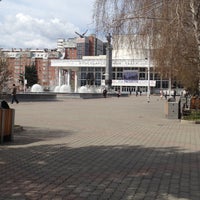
xmin=74 ymin=71 xmax=78 ymax=93
xmin=67 ymin=70 xmax=71 ymax=86
xmin=64 ymin=70 xmax=67 ymax=85
xmin=58 ymin=68 xmax=62 ymax=86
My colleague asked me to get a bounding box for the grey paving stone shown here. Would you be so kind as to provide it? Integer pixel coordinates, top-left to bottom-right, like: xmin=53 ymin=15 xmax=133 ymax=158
xmin=0 ymin=96 xmax=199 ymax=200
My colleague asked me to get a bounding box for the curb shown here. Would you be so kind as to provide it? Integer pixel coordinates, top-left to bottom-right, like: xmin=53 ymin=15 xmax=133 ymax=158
xmin=181 ymin=120 xmax=200 ymax=124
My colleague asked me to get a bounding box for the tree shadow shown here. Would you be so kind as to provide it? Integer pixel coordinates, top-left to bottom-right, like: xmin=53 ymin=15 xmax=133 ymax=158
xmin=0 ymin=135 xmax=200 ymax=200
xmin=5 ymin=126 xmax=74 ymax=145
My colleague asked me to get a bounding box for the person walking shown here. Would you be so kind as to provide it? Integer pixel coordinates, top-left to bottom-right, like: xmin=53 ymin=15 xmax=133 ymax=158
xmin=173 ymin=90 xmax=176 ymax=100
xmin=160 ymin=90 xmax=163 ymax=100
xmin=103 ymin=88 xmax=107 ymax=98
xmin=117 ymin=89 xmax=121 ymax=98
xmin=11 ymin=84 xmax=19 ymax=104
xmin=164 ymin=91 xmax=167 ymax=100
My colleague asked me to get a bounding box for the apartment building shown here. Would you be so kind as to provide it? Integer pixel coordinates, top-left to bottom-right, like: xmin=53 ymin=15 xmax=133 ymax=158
xmin=2 ymin=49 xmax=60 ymax=91
xmin=1 ymin=34 xmax=105 ymax=91
xmin=57 ymin=34 xmax=105 ymax=59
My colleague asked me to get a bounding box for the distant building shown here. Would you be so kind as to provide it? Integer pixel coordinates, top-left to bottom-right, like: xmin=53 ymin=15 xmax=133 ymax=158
xmin=1 ymin=34 xmax=105 ymax=91
xmin=2 ymin=34 xmax=173 ymax=94
xmin=63 ymin=38 xmax=77 ymax=59
xmin=2 ymin=48 xmax=61 ymax=90
xmin=51 ymin=35 xmax=158 ymax=93
xmin=57 ymin=34 xmax=104 ymax=59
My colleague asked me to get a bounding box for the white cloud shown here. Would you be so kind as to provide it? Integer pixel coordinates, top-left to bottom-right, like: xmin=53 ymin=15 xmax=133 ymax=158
xmin=0 ymin=0 xmax=95 ymax=49
xmin=0 ymin=13 xmax=80 ymax=48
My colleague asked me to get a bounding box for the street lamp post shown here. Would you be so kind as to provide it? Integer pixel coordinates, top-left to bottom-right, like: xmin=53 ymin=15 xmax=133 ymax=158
xmin=147 ymin=53 xmax=150 ymax=103
xmin=145 ymin=35 xmax=151 ymax=103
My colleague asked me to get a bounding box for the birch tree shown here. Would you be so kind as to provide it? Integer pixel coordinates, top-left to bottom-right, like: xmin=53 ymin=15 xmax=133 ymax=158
xmin=93 ymin=0 xmax=200 ymax=94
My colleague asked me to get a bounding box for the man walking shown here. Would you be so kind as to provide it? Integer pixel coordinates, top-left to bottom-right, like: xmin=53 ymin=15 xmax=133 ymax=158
xmin=11 ymin=84 xmax=19 ymax=104
xmin=173 ymin=90 xmax=176 ymax=100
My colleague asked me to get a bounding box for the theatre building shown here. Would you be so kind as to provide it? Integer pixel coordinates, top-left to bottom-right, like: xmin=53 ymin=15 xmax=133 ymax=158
xmin=51 ymin=36 xmax=162 ymax=94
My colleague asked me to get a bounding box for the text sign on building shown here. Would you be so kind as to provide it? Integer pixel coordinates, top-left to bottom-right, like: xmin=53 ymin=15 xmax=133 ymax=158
xmin=101 ymin=80 xmax=156 ymax=87
xmin=51 ymin=59 xmax=150 ymax=68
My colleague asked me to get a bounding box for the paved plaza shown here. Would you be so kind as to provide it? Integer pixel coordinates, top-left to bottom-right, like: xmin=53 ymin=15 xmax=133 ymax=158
xmin=0 ymin=95 xmax=200 ymax=200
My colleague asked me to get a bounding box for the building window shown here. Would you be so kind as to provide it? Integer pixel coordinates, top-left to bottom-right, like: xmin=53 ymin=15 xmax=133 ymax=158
xmin=139 ymin=73 xmax=145 ymax=80
xmin=95 ymin=80 xmax=101 ymax=85
xmin=140 ymin=68 xmax=146 ymax=72
xmin=154 ymin=73 xmax=160 ymax=80
xmin=117 ymin=73 xmax=123 ymax=79
xmin=95 ymin=72 xmax=101 ymax=79
xmin=81 ymin=80 xmax=86 ymax=86
xmin=81 ymin=73 xmax=87 ymax=79
xmin=95 ymin=68 xmax=101 ymax=72
xmin=117 ymin=68 xmax=123 ymax=72
xmin=81 ymin=68 xmax=86 ymax=72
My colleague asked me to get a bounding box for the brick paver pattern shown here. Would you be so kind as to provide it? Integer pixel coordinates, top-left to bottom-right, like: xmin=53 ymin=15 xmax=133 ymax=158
xmin=0 ymin=95 xmax=200 ymax=200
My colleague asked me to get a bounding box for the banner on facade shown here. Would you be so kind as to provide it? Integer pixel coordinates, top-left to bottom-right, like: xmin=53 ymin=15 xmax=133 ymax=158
xmin=123 ymin=70 xmax=138 ymax=82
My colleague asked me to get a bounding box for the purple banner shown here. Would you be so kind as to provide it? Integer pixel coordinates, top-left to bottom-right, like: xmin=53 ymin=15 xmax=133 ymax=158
xmin=123 ymin=70 xmax=138 ymax=82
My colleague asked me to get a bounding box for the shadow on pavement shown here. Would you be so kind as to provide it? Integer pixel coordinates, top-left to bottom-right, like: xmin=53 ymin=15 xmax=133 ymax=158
xmin=8 ymin=126 xmax=74 ymax=145
xmin=0 ymin=133 xmax=200 ymax=200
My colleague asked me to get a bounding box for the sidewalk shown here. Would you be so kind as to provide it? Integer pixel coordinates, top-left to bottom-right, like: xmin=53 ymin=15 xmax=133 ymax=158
xmin=0 ymin=95 xmax=200 ymax=200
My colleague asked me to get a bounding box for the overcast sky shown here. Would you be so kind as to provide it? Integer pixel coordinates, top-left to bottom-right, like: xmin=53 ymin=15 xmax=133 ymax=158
xmin=0 ymin=0 xmax=96 ymax=49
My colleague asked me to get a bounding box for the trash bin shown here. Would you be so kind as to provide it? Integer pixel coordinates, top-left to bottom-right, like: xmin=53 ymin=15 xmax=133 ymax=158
xmin=165 ymin=101 xmax=178 ymax=119
xmin=0 ymin=109 xmax=15 ymax=143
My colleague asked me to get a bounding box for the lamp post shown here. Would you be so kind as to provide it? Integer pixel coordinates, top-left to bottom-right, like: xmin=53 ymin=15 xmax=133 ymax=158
xmin=147 ymin=54 xmax=150 ymax=103
xmin=145 ymin=54 xmax=151 ymax=103
xmin=145 ymin=34 xmax=151 ymax=103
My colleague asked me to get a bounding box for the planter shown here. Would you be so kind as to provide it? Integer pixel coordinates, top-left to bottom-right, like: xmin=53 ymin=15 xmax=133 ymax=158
xmin=0 ymin=109 xmax=15 ymax=143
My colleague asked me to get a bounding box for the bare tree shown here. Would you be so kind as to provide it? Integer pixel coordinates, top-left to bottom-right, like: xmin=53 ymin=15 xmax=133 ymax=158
xmin=93 ymin=0 xmax=200 ymax=94
xmin=0 ymin=51 xmax=11 ymax=94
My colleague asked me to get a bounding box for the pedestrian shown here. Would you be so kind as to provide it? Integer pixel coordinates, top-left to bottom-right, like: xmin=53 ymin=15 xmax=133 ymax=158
xmin=117 ymin=89 xmax=121 ymax=98
xmin=173 ymin=90 xmax=176 ymax=100
xmin=160 ymin=90 xmax=163 ymax=100
xmin=136 ymin=90 xmax=138 ymax=96
xmin=1 ymin=100 xmax=10 ymax=109
xmin=11 ymin=84 xmax=19 ymax=104
xmin=103 ymin=88 xmax=107 ymax=98
xmin=164 ymin=91 xmax=167 ymax=100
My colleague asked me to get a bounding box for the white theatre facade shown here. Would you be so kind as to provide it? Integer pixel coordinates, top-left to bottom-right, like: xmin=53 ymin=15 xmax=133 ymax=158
xmin=51 ymin=44 xmax=165 ymax=94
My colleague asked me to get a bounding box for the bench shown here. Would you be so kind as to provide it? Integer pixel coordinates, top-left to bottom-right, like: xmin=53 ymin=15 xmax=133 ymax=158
xmin=0 ymin=109 xmax=15 ymax=143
